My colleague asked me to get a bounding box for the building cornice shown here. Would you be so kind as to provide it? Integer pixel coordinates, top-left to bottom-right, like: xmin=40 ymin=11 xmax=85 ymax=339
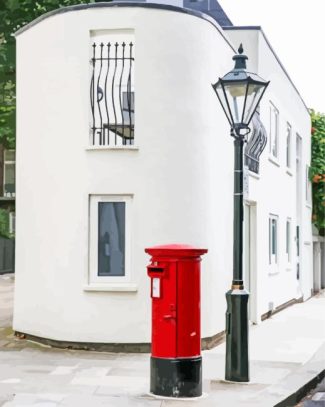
xmin=14 ymin=1 xmax=235 ymax=52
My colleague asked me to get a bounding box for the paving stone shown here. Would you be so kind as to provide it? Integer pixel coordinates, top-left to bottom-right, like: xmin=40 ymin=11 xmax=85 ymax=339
xmin=0 ymin=275 xmax=325 ymax=407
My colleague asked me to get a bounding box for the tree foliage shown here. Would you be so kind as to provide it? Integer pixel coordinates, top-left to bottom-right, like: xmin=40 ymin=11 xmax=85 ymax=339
xmin=0 ymin=0 xmax=96 ymax=147
xmin=310 ymin=109 xmax=325 ymax=235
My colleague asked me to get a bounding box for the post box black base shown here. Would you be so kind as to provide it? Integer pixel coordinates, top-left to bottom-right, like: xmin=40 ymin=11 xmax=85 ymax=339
xmin=225 ymin=288 xmax=249 ymax=382
xmin=150 ymin=356 xmax=202 ymax=398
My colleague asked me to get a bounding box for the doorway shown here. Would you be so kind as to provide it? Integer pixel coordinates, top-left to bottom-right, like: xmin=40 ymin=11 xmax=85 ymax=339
xmin=296 ymin=134 xmax=302 ymax=287
xmin=244 ymin=203 xmax=257 ymax=323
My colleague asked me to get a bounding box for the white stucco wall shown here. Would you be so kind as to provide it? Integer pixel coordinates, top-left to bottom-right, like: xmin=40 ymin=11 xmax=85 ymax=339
xmin=14 ymin=5 xmax=236 ymax=343
xmin=225 ymin=28 xmax=312 ymax=320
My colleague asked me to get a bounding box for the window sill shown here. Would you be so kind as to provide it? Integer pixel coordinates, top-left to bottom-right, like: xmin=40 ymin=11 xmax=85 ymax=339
xmin=83 ymin=283 xmax=138 ymax=292
xmin=305 ymin=203 xmax=312 ymax=210
xmin=248 ymin=171 xmax=260 ymax=180
xmin=268 ymin=268 xmax=279 ymax=276
xmin=86 ymin=145 xmax=139 ymax=151
xmin=268 ymin=156 xmax=280 ymax=167
xmin=286 ymin=168 xmax=293 ymax=176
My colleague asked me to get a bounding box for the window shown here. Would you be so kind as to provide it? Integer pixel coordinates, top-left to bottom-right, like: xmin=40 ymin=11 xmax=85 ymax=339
xmin=89 ymin=195 xmax=131 ymax=283
xmin=286 ymin=218 xmax=291 ymax=263
xmin=286 ymin=123 xmax=292 ymax=168
xmin=306 ymin=165 xmax=312 ymax=205
xmin=269 ymin=215 xmax=278 ymax=265
xmin=90 ymin=30 xmax=135 ymax=147
xmin=269 ymin=103 xmax=279 ymax=159
xmin=244 ymin=110 xmax=267 ymax=174
xmin=3 ymin=150 xmax=15 ymax=197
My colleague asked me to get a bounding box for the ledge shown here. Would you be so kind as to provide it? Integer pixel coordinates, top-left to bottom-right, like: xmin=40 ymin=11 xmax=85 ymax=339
xmin=248 ymin=170 xmax=260 ymax=180
xmin=83 ymin=283 xmax=138 ymax=292
xmin=268 ymin=156 xmax=280 ymax=167
xmin=268 ymin=268 xmax=280 ymax=276
xmin=86 ymin=145 xmax=139 ymax=151
xmin=286 ymin=168 xmax=293 ymax=176
xmin=14 ymin=330 xmax=225 ymax=353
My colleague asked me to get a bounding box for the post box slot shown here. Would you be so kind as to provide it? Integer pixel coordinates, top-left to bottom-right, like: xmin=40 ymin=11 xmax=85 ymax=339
xmin=148 ymin=267 xmax=164 ymax=273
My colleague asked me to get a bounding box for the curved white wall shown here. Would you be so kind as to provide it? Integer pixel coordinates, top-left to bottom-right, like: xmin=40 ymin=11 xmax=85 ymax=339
xmin=14 ymin=5 xmax=235 ymax=343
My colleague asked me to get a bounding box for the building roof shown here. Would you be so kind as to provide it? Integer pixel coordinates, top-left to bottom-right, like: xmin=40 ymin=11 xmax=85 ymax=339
xmin=182 ymin=0 xmax=232 ymax=26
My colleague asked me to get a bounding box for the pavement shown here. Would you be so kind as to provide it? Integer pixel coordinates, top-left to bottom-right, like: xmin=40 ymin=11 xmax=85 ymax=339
xmin=0 ymin=273 xmax=325 ymax=407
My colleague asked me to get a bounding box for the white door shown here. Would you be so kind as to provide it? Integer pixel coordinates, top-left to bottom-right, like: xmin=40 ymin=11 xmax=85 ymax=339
xmin=244 ymin=203 xmax=257 ymax=323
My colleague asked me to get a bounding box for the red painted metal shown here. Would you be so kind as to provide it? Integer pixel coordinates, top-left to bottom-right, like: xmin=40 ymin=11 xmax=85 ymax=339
xmin=146 ymin=244 xmax=208 ymax=359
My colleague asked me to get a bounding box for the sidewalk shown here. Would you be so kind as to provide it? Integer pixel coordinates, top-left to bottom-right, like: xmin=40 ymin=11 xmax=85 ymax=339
xmin=0 ymin=274 xmax=324 ymax=407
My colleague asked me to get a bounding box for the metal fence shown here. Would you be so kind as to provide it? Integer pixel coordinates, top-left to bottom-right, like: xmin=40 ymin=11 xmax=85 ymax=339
xmin=0 ymin=237 xmax=15 ymax=274
xmin=90 ymin=41 xmax=135 ymax=146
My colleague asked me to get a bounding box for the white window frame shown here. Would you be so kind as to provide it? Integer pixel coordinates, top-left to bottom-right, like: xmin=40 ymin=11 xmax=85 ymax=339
xmin=286 ymin=218 xmax=291 ymax=264
xmin=9 ymin=212 xmax=15 ymax=234
xmin=269 ymin=102 xmax=279 ymax=161
xmin=89 ymin=194 xmax=132 ymax=284
xmin=305 ymin=165 xmax=312 ymax=205
xmin=3 ymin=149 xmax=15 ymax=198
xmin=286 ymin=122 xmax=292 ymax=169
xmin=269 ymin=214 xmax=278 ymax=266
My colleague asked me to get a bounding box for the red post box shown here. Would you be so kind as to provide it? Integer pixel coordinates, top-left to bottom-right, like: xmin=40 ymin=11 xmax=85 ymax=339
xmin=145 ymin=244 xmax=208 ymax=398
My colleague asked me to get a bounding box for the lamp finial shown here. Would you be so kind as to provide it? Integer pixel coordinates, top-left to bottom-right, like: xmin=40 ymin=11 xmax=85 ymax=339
xmin=238 ymin=44 xmax=244 ymax=55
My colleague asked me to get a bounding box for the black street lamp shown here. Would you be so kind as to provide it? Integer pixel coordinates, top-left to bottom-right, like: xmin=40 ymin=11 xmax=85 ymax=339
xmin=212 ymin=44 xmax=269 ymax=382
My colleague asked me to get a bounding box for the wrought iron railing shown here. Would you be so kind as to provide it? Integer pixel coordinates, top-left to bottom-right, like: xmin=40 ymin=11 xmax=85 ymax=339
xmin=244 ymin=111 xmax=267 ymax=174
xmin=90 ymin=41 xmax=134 ymax=146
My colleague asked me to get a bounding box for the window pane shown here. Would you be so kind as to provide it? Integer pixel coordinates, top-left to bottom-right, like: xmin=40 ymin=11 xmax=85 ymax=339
xmin=286 ymin=124 xmax=291 ymax=167
xmin=269 ymin=218 xmax=271 ymax=263
xmin=270 ymin=105 xmax=278 ymax=158
xmin=4 ymin=150 xmax=15 ymax=162
xmin=286 ymin=221 xmax=289 ymax=254
xmin=4 ymin=163 xmax=15 ymax=196
xmin=271 ymin=219 xmax=277 ymax=255
xmin=98 ymin=202 xmax=125 ymax=276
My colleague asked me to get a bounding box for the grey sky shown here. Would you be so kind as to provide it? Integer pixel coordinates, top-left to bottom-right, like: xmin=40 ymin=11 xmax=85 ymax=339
xmin=219 ymin=0 xmax=325 ymax=113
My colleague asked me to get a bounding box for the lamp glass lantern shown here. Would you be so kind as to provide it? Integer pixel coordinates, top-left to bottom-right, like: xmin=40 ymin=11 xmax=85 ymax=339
xmin=213 ymin=45 xmax=269 ymax=131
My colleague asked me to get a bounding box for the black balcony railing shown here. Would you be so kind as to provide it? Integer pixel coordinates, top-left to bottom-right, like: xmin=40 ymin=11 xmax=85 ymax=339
xmin=244 ymin=112 xmax=267 ymax=174
xmin=90 ymin=41 xmax=134 ymax=146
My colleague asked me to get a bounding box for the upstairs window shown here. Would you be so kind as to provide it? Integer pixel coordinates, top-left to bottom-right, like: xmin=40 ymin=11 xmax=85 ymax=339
xmin=244 ymin=111 xmax=267 ymax=174
xmin=269 ymin=102 xmax=279 ymax=160
xmin=286 ymin=123 xmax=292 ymax=168
xmin=306 ymin=165 xmax=312 ymax=205
xmin=3 ymin=150 xmax=15 ymax=197
xmin=90 ymin=30 xmax=135 ymax=147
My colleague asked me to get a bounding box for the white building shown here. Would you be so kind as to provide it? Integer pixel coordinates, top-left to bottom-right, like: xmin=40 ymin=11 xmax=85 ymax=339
xmin=13 ymin=1 xmax=312 ymax=349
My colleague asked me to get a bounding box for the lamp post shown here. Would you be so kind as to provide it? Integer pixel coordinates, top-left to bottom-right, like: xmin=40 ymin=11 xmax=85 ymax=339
xmin=212 ymin=44 xmax=269 ymax=382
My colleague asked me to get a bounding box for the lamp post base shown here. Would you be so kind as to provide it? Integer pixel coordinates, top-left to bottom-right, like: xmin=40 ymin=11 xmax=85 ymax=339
xmin=225 ymin=288 xmax=249 ymax=382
